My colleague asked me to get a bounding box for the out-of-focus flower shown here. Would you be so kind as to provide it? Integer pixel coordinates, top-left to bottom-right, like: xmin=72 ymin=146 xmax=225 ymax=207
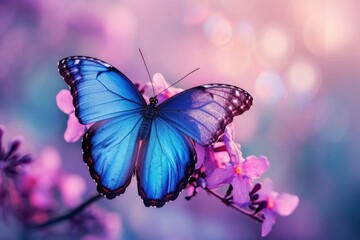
xmin=72 ymin=205 xmax=122 ymax=240
xmin=56 ymin=89 xmax=89 ymax=143
xmin=258 ymin=178 xmax=299 ymax=237
xmin=206 ymin=124 xmax=269 ymax=205
xmin=0 ymin=125 xmax=32 ymax=179
xmin=59 ymin=173 xmax=87 ymax=207
xmin=14 ymin=147 xmax=62 ymax=225
xmin=13 ymin=145 xmax=122 ymax=239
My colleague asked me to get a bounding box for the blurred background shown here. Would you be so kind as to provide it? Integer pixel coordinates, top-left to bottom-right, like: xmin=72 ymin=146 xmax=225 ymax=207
xmin=0 ymin=0 xmax=359 ymax=239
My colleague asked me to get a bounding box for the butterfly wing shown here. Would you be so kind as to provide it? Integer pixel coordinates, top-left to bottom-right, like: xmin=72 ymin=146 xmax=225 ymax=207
xmin=83 ymin=114 xmax=143 ymax=198
xmin=58 ymin=56 xmax=146 ymax=124
xmin=137 ymin=117 xmax=196 ymax=207
xmin=58 ymin=56 xmax=147 ymax=198
xmin=157 ymin=84 xmax=253 ymax=146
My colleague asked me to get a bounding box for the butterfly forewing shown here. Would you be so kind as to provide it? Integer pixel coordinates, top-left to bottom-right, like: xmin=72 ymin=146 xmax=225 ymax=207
xmin=58 ymin=56 xmax=146 ymax=125
xmin=157 ymin=84 xmax=253 ymax=146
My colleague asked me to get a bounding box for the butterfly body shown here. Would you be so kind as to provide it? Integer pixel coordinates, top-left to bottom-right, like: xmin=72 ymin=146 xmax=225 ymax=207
xmin=58 ymin=56 xmax=253 ymax=207
xmin=139 ymin=97 xmax=158 ymax=140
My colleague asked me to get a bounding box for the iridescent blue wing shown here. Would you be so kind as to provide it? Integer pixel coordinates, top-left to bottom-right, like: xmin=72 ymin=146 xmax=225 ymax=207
xmin=83 ymin=114 xmax=143 ymax=199
xmin=58 ymin=56 xmax=147 ymax=199
xmin=137 ymin=117 xmax=196 ymax=207
xmin=58 ymin=56 xmax=146 ymax=124
xmin=157 ymin=84 xmax=253 ymax=146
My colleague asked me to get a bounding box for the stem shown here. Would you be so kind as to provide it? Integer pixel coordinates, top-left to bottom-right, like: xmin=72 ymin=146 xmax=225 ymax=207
xmin=30 ymin=193 xmax=103 ymax=229
xmin=203 ymin=187 xmax=263 ymax=223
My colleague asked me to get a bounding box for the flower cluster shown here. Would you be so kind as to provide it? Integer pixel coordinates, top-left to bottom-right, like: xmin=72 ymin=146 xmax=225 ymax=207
xmin=0 ymin=125 xmax=121 ymax=239
xmin=187 ymin=122 xmax=299 ymax=236
xmin=56 ymin=74 xmax=299 ymax=237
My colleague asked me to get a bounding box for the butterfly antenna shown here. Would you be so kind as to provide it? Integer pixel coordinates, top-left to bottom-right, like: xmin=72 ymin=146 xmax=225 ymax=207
xmin=157 ymin=67 xmax=200 ymax=96
xmin=139 ymin=48 xmax=155 ymax=96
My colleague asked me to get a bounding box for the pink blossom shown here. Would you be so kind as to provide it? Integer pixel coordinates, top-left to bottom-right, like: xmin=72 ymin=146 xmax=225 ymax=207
xmin=59 ymin=173 xmax=87 ymax=207
xmin=258 ymin=178 xmax=299 ymax=237
xmin=194 ymin=124 xmax=237 ymax=172
xmin=206 ymin=125 xmax=269 ymax=205
xmin=56 ymin=89 xmax=89 ymax=143
xmin=0 ymin=127 xmax=32 ymax=178
xmin=75 ymin=205 xmax=122 ymax=240
xmin=194 ymin=141 xmax=230 ymax=173
xmin=147 ymin=73 xmax=183 ymax=103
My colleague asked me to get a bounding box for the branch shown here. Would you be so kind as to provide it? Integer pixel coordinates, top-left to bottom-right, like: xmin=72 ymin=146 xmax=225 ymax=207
xmin=30 ymin=193 xmax=103 ymax=229
xmin=203 ymin=187 xmax=263 ymax=223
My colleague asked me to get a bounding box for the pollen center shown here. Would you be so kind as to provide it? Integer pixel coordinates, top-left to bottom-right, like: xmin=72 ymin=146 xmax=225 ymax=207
xmin=234 ymin=166 xmax=242 ymax=175
xmin=267 ymin=198 xmax=274 ymax=209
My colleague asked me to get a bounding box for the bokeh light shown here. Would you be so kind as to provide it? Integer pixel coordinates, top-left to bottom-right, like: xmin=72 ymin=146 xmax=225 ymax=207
xmin=203 ymin=14 xmax=233 ymax=47
xmin=173 ymin=0 xmax=210 ymax=26
xmin=285 ymin=58 xmax=321 ymax=97
xmin=256 ymin=25 xmax=294 ymax=68
xmin=255 ymin=72 xmax=286 ymax=105
xmin=302 ymin=1 xmax=355 ymax=55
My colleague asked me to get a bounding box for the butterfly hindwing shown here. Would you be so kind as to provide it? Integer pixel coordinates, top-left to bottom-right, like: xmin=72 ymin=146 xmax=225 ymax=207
xmin=58 ymin=56 xmax=146 ymax=124
xmin=83 ymin=114 xmax=143 ymax=199
xmin=158 ymin=84 xmax=253 ymax=146
xmin=136 ymin=117 xmax=196 ymax=207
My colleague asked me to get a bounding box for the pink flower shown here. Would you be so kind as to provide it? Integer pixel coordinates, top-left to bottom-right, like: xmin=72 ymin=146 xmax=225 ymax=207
xmin=59 ymin=173 xmax=87 ymax=207
xmin=0 ymin=126 xmax=32 ymax=179
xmin=206 ymin=125 xmax=269 ymax=205
xmin=56 ymin=89 xmax=91 ymax=143
xmin=194 ymin=141 xmax=230 ymax=173
xmin=147 ymin=73 xmax=183 ymax=103
xmin=258 ymin=178 xmax=299 ymax=237
xmin=74 ymin=205 xmax=122 ymax=240
xmin=195 ymin=124 xmax=238 ymax=172
xmin=12 ymin=147 xmax=62 ymax=225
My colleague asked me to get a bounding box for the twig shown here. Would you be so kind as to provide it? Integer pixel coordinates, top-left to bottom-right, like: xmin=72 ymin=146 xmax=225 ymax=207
xmin=203 ymin=187 xmax=263 ymax=223
xmin=30 ymin=193 xmax=103 ymax=229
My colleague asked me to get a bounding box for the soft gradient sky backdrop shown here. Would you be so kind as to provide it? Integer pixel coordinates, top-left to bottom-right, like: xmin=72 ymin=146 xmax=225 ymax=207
xmin=0 ymin=0 xmax=359 ymax=239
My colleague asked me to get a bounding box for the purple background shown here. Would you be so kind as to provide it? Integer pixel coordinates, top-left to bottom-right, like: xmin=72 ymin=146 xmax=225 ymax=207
xmin=0 ymin=0 xmax=359 ymax=239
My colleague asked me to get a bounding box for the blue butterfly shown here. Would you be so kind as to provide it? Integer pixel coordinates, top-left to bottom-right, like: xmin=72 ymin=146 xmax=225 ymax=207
xmin=58 ymin=56 xmax=253 ymax=207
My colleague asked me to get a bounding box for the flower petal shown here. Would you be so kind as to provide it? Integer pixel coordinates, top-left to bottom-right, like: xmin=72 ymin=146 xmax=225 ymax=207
xmin=258 ymin=178 xmax=275 ymax=200
xmin=232 ymin=176 xmax=252 ymax=205
xmin=274 ymin=193 xmax=299 ymax=216
xmin=206 ymin=168 xmax=234 ymax=189
xmin=151 ymin=73 xmax=183 ymax=102
xmin=152 ymin=73 xmax=169 ymax=89
xmin=243 ymin=155 xmax=269 ymax=179
xmin=60 ymin=174 xmax=86 ymax=207
xmin=56 ymin=89 xmax=74 ymax=114
xmin=224 ymin=123 xmax=236 ymax=141
xmin=261 ymin=209 xmax=277 ymax=237
xmin=224 ymin=124 xmax=244 ymax=163
xmin=64 ymin=113 xmax=85 ymax=143
xmin=203 ymin=144 xmax=228 ymax=176
xmin=194 ymin=143 xmax=206 ymax=169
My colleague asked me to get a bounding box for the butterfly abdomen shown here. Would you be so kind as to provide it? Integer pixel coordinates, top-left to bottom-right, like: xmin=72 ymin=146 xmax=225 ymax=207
xmin=139 ymin=100 xmax=158 ymax=140
xmin=139 ymin=118 xmax=152 ymax=140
